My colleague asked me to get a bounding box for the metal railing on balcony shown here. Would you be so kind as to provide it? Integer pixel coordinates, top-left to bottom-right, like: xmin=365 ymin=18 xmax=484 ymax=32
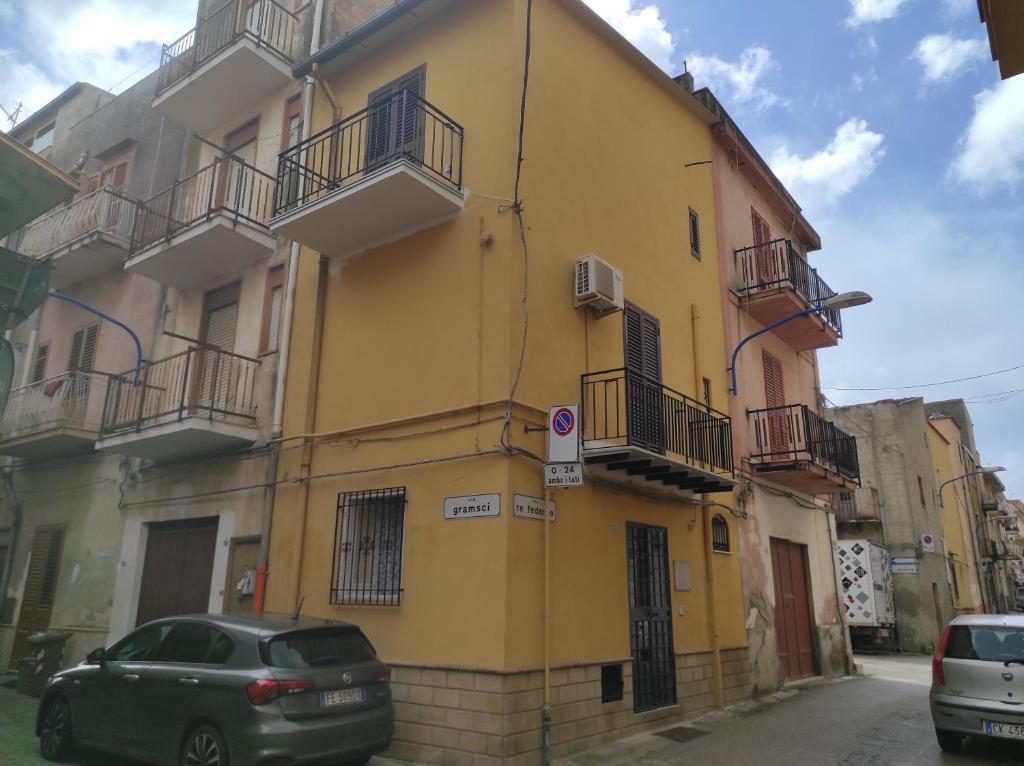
xmin=734 ymin=238 xmax=842 ymax=336
xmin=581 ymin=368 xmax=734 ymax=478
xmin=834 ymin=487 xmax=881 ymax=523
xmin=749 ymin=403 xmax=860 ymax=482
xmin=156 ymin=0 xmax=308 ymax=95
xmin=132 ymin=155 xmax=276 ymax=253
xmin=17 ymin=187 xmax=136 ymax=259
xmin=0 ymin=371 xmax=112 ymax=441
xmin=100 ymin=346 xmax=259 ymax=436
xmin=274 ymin=89 xmax=464 ymax=216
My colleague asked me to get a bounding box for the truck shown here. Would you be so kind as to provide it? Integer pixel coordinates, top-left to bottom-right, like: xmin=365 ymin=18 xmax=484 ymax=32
xmin=835 ymin=539 xmax=898 ymax=652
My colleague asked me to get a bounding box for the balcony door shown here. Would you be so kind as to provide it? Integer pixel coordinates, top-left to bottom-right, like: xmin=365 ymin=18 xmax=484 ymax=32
xmin=624 ymin=305 xmax=663 ymax=453
xmin=752 ymin=207 xmax=775 ymax=286
xmin=66 ymin=324 xmax=98 ymax=426
xmin=762 ymin=350 xmax=791 ymax=459
xmin=221 ymin=119 xmax=259 ymax=218
xmin=194 ymin=283 xmax=240 ymax=416
xmin=366 ymin=67 xmax=426 ymax=173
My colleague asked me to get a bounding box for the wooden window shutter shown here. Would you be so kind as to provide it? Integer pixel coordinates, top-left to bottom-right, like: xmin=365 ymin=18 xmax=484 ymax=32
xmin=112 ymin=162 xmax=128 ymax=191
xmin=762 ymin=350 xmax=785 ymax=408
xmin=624 ymin=305 xmax=661 ymax=382
xmin=752 ymin=207 xmax=775 ymax=284
xmin=25 ymin=527 xmax=65 ymax=610
xmin=762 ymin=350 xmax=791 ymax=455
xmin=85 ymin=174 xmax=101 ymax=194
xmin=31 ymin=343 xmax=50 ymax=384
xmin=260 ymin=265 xmax=286 ymax=353
xmin=68 ymin=325 xmax=98 ymax=373
xmin=367 ymin=66 xmax=426 ymax=168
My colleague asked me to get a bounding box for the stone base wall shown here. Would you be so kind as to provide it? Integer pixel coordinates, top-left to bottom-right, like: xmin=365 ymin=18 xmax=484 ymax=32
xmin=388 ymin=647 xmax=751 ymax=765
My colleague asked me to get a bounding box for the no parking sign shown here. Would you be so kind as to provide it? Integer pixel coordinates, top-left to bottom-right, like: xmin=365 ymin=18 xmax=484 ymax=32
xmin=547 ymin=405 xmax=579 ymax=463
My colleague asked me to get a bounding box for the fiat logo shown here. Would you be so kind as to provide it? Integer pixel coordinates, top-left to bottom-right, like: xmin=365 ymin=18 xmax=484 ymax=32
xmin=1003 ymin=671 xmax=1014 ymax=682
xmin=342 ymin=671 xmax=353 ymax=685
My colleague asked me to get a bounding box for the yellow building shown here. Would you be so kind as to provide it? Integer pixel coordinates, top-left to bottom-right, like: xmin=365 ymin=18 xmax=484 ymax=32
xmin=927 ymin=416 xmax=984 ymax=613
xmin=264 ymin=0 xmax=750 ymax=762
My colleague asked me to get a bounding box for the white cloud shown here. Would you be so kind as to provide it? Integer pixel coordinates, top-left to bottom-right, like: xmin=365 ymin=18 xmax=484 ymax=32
xmin=846 ymin=0 xmax=910 ymax=27
xmin=2 ymin=0 xmax=194 ymax=121
xmin=769 ymin=119 xmax=885 ymax=207
xmin=687 ymin=46 xmax=781 ymax=112
xmin=581 ymin=0 xmax=676 ymax=72
xmin=942 ymin=0 xmax=975 ymax=15
xmin=913 ymin=34 xmax=988 ymax=83
xmin=950 ymin=77 xmax=1024 ymax=192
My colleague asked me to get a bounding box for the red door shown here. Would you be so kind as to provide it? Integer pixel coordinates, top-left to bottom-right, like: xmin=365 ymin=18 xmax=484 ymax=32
xmin=762 ymin=351 xmax=791 ymax=458
xmin=771 ymin=538 xmax=815 ymax=680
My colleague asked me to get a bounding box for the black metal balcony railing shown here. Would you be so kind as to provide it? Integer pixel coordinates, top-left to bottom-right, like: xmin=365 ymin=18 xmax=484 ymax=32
xmin=0 ymin=371 xmax=112 ymax=440
xmin=835 ymin=487 xmax=881 ymax=523
xmin=274 ymin=89 xmax=464 ymax=216
xmin=18 ymin=187 xmax=136 ymax=259
xmin=581 ymin=368 xmax=734 ymax=478
xmin=100 ymin=346 xmax=259 ymax=436
xmin=157 ymin=0 xmax=308 ymax=95
xmin=131 ymin=155 xmax=275 ymax=254
xmin=734 ymin=238 xmax=842 ymax=336
xmin=749 ymin=404 xmax=860 ymax=482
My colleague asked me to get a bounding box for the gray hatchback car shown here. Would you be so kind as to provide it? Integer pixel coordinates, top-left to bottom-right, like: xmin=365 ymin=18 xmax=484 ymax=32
xmin=930 ymin=614 xmax=1024 ymax=753
xmin=36 ymin=614 xmax=394 ymax=766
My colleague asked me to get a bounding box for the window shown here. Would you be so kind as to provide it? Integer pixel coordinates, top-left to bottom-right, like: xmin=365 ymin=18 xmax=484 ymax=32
xmin=68 ymin=325 xmax=98 ymax=373
xmin=33 ymin=122 xmax=55 ymax=152
xmin=281 ymin=94 xmax=303 ymax=151
xmin=702 ymin=377 xmax=712 ymax=410
xmin=623 ymin=304 xmax=661 ymax=381
xmin=949 ymin=555 xmax=961 ymax=602
xmin=107 ymin=622 xmax=174 ymax=662
xmin=366 ymin=66 xmax=426 ymax=170
xmin=265 ymin=628 xmax=377 ymax=668
xmin=332 ymin=487 xmax=406 ymax=606
xmin=31 ymin=343 xmax=49 ymax=384
xmin=155 ymin=622 xmax=234 ymax=664
xmin=918 ymin=476 xmax=927 ymax=509
xmin=260 ymin=265 xmax=285 ymax=353
xmin=711 ymin=514 xmax=730 ymax=552
xmin=688 ymin=207 xmax=701 ymax=260
xmin=946 ymin=624 xmax=1024 ymax=662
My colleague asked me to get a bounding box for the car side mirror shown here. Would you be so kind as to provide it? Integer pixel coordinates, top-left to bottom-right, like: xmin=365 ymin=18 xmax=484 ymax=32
xmin=86 ymin=647 xmax=106 ymax=664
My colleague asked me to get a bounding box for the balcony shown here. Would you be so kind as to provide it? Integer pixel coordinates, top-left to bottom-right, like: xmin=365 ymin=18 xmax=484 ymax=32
xmin=835 ymin=487 xmax=881 ymax=524
xmin=0 ymin=372 xmax=112 ymax=460
xmin=126 ymin=156 xmax=276 ymax=289
xmin=271 ymin=89 xmax=465 ymax=258
xmin=734 ymin=238 xmax=842 ymax=351
xmin=16 ymin=187 xmax=136 ymax=289
xmin=747 ymin=404 xmax=860 ymax=494
xmin=153 ymin=0 xmax=309 ymax=134
xmin=581 ymin=369 xmax=735 ymax=497
xmin=97 ymin=346 xmax=259 ymax=461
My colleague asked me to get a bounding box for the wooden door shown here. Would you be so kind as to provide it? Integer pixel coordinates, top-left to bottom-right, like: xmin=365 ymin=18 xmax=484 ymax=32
xmin=223 ymin=537 xmax=260 ymax=615
xmin=10 ymin=526 xmax=65 ymax=664
xmin=626 ymin=523 xmax=676 ymax=712
xmin=135 ymin=518 xmax=218 ymax=627
xmin=752 ymin=207 xmax=775 ymax=286
xmin=762 ymin=351 xmax=792 ymax=458
xmin=624 ymin=305 xmax=663 ymax=453
xmin=366 ymin=67 xmax=426 ymax=172
xmin=771 ymin=538 xmax=815 ymax=680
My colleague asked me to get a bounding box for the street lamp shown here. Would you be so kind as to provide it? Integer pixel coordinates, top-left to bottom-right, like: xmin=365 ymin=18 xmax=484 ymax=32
xmin=937 ymin=466 xmax=1006 ymax=509
xmin=727 ymin=291 xmax=873 ymax=395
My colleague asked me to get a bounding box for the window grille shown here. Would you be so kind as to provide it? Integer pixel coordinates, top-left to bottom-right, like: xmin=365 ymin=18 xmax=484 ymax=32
xmin=711 ymin=514 xmax=730 ymax=553
xmin=332 ymin=487 xmax=405 ymax=606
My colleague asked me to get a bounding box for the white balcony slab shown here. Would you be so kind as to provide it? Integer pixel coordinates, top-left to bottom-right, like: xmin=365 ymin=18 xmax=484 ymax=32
xmin=153 ymin=39 xmax=293 ymax=135
xmin=49 ymin=232 xmax=130 ymax=290
xmin=582 ymin=445 xmax=737 ymax=498
xmin=270 ymin=160 xmax=464 ymax=258
xmin=0 ymin=428 xmax=98 ymax=461
xmin=97 ymin=417 xmax=256 ymax=461
xmin=125 ymin=214 xmax=275 ymax=289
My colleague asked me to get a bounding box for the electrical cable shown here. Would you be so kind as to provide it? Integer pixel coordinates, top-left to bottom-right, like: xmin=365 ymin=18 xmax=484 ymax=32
xmin=822 ymin=363 xmax=1024 ymax=392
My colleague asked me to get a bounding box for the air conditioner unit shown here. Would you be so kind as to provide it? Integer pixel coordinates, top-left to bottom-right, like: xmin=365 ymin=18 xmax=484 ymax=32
xmin=575 ymin=255 xmax=623 ymax=315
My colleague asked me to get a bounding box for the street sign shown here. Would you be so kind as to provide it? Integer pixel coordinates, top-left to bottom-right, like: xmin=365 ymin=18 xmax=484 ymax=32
xmin=443 ymin=493 xmax=501 ymax=520
xmin=547 ymin=405 xmax=579 ymax=463
xmin=921 ymin=533 xmax=936 ymax=553
xmin=544 ymin=462 xmax=584 ymax=488
xmin=891 ymin=556 xmax=918 ymax=574
xmin=513 ymin=493 xmax=556 ymax=522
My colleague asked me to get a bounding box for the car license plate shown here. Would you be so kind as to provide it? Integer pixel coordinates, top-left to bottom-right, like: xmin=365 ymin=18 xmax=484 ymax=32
xmin=984 ymin=721 xmax=1024 ymax=739
xmin=320 ymin=688 xmax=365 ymax=707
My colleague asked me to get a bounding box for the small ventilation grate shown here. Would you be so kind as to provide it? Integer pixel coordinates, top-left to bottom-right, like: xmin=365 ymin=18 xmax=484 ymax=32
xmin=576 ymin=260 xmax=590 ymax=296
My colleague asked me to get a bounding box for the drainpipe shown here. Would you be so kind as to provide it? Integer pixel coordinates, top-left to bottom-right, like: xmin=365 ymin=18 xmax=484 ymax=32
xmin=704 ymin=506 xmax=724 ymax=708
xmin=252 ymin=443 xmax=279 ymax=616
xmin=0 ymin=468 xmax=22 ymax=631
xmin=289 ymin=256 xmax=329 ymax=612
xmin=541 ymin=486 xmax=553 ymax=766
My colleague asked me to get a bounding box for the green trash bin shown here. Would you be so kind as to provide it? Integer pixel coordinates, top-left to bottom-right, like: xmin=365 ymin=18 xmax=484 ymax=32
xmin=17 ymin=631 xmax=72 ymax=697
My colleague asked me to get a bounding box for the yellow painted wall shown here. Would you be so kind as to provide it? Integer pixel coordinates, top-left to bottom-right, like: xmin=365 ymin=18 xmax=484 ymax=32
xmin=928 ymin=419 xmax=983 ymax=612
xmin=267 ymin=0 xmax=746 ymax=672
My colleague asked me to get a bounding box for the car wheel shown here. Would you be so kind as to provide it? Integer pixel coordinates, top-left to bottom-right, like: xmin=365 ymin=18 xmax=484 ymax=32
xmin=936 ymin=729 xmax=963 ymax=753
xmin=181 ymin=724 xmax=229 ymax=766
xmin=39 ymin=697 xmax=73 ymax=762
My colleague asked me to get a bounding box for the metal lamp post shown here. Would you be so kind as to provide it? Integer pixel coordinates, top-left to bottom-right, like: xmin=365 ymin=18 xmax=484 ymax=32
xmin=937 ymin=466 xmax=1006 ymax=509
xmin=727 ymin=290 xmax=873 ymax=395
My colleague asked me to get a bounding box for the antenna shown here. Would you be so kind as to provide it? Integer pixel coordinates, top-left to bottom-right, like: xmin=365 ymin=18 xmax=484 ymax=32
xmin=291 ymin=595 xmax=305 ymax=623
xmin=1 ymin=102 xmax=23 ymax=128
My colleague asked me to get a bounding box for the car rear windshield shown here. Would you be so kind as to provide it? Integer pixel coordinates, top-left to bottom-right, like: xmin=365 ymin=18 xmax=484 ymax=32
xmin=264 ymin=628 xmax=376 ymax=668
xmin=947 ymin=625 xmax=1024 ymax=662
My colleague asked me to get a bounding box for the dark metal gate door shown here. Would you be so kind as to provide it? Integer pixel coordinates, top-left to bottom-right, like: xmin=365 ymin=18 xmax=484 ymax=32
xmin=770 ymin=538 xmax=816 ymax=680
xmin=135 ymin=517 xmax=218 ymax=627
xmin=627 ymin=523 xmax=676 ymax=712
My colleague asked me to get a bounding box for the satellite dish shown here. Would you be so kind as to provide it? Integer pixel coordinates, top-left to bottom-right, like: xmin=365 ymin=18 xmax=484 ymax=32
xmin=0 ymin=246 xmax=51 ymax=330
xmin=0 ymin=337 xmax=14 ymax=418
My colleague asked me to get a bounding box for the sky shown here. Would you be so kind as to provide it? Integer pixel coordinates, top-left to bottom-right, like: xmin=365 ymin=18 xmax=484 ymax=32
xmin=0 ymin=0 xmax=1021 ymax=496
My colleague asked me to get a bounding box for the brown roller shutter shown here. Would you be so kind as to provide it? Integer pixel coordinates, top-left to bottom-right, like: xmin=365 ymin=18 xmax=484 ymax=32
xmin=10 ymin=527 xmax=65 ymax=663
